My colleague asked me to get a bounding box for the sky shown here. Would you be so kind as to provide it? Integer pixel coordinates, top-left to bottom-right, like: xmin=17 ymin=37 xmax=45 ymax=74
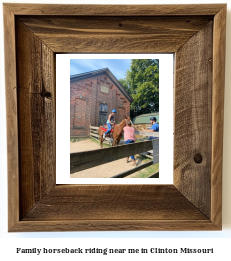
xmin=70 ymin=59 xmax=132 ymax=80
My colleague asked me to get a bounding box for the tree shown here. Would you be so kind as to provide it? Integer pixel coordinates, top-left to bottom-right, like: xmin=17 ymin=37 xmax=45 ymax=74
xmin=118 ymin=77 xmax=130 ymax=95
xmin=119 ymin=59 xmax=159 ymax=119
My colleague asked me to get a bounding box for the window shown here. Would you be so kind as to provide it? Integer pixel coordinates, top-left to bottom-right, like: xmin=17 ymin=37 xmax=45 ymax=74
xmin=99 ymin=103 xmax=108 ymax=126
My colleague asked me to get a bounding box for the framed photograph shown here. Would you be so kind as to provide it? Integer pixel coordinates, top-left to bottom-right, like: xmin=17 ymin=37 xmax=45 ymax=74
xmin=56 ymin=54 xmax=173 ymax=183
xmin=4 ymin=3 xmax=226 ymax=231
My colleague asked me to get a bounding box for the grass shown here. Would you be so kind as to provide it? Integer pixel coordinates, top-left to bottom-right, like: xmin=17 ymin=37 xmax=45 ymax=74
xmin=131 ymin=155 xmax=159 ymax=178
xmin=135 ymin=138 xmax=148 ymax=143
xmin=70 ymin=137 xmax=92 ymax=143
xmin=90 ymin=137 xmax=111 ymax=148
xmin=70 ymin=138 xmax=79 ymax=143
xmin=70 ymin=136 xmax=111 ymax=148
xmin=135 ymin=139 xmax=145 ymax=143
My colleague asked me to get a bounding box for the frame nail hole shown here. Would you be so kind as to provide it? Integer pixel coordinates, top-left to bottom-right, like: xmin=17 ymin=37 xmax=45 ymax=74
xmin=41 ymin=91 xmax=52 ymax=99
xmin=194 ymin=153 xmax=202 ymax=164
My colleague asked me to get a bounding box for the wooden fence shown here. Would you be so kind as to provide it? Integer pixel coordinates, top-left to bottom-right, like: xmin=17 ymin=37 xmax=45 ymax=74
xmin=90 ymin=125 xmax=159 ymax=145
xmin=89 ymin=125 xmax=122 ymax=145
xmin=70 ymin=125 xmax=159 ymax=178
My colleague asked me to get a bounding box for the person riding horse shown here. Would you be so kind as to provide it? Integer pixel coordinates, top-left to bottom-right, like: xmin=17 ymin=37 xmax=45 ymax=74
xmin=98 ymin=116 xmax=132 ymax=148
xmin=103 ymin=109 xmax=116 ymax=139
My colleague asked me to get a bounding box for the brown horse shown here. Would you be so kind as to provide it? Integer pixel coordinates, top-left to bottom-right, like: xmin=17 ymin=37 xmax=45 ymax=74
xmin=98 ymin=116 xmax=132 ymax=148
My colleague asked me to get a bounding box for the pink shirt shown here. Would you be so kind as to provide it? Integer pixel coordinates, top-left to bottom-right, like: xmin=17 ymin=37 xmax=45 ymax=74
xmin=124 ymin=126 xmax=136 ymax=141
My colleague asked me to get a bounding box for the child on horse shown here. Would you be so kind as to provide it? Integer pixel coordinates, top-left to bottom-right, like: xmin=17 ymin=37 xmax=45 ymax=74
xmin=103 ymin=109 xmax=116 ymax=139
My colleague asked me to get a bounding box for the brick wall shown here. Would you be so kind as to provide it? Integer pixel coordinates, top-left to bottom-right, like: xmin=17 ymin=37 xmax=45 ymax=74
xmin=70 ymin=72 xmax=130 ymax=137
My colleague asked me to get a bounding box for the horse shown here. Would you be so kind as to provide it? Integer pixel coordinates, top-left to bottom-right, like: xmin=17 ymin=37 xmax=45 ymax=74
xmin=98 ymin=116 xmax=132 ymax=148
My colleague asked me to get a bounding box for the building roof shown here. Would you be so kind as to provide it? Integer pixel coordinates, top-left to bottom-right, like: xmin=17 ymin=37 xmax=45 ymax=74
xmin=70 ymin=68 xmax=133 ymax=102
xmin=133 ymin=113 xmax=159 ymax=124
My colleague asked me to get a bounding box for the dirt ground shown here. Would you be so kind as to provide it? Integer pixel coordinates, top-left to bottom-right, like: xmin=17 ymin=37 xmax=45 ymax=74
xmin=70 ymin=139 xmax=147 ymax=178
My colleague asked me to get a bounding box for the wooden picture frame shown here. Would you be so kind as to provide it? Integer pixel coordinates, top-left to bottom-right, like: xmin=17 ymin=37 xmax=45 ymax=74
xmin=4 ymin=4 xmax=226 ymax=231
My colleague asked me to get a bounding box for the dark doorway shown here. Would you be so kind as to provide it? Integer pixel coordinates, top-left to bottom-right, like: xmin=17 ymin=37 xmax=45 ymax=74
xmin=99 ymin=103 xmax=108 ymax=126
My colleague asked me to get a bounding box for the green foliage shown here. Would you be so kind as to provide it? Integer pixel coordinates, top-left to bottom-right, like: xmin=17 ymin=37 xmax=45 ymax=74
xmin=119 ymin=59 xmax=159 ymax=119
xmin=118 ymin=77 xmax=130 ymax=94
xmin=132 ymin=160 xmax=159 ymax=178
xmin=70 ymin=139 xmax=78 ymax=142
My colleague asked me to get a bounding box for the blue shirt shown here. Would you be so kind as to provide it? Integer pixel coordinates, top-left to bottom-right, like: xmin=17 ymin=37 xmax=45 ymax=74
xmin=151 ymin=123 xmax=159 ymax=132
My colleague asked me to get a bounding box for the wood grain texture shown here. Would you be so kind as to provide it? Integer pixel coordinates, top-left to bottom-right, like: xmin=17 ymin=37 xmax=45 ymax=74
xmin=11 ymin=220 xmax=219 ymax=232
xmin=16 ymin=19 xmax=56 ymax=219
xmin=174 ymin=22 xmax=213 ymax=219
xmin=211 ymin=5 xmax=226 ymax=228
xmin=3 ymin=4 xmax=19 ymax=231
xmin=4 ymin=3 xmax=226 ymax=232
xmin=22 ymin=185 xmax=207 ymax=221
xmin=18 ymin=16 xmax=213 ymax=53
xmin=4 ymin=3 xmax=225 ymax=16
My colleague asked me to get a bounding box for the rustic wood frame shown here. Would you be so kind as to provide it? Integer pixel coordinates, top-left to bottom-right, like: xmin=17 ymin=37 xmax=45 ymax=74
xmin=4 ymin=4 xmax=226 ymax=231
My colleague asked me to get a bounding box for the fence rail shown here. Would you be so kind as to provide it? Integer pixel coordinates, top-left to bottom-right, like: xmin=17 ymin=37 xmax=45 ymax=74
xmin=111 ymin=161 xmax=153 ymax=178
xmin=135 ymin=130 xmax=159 ymax=137
xmin=70 ymin=140 xmax=156 ymax=173
xmin=90 ymin=125 xmax=119 ymax=144
xmin=89 ymin=125 xmax=158 ymax=144
xmin=70 ymin=125 xmax=159 ymax=177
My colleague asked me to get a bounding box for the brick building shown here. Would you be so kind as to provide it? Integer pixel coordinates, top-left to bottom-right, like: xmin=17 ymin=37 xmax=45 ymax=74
xmin=70 ymin=68 xmax=133 ymax=137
